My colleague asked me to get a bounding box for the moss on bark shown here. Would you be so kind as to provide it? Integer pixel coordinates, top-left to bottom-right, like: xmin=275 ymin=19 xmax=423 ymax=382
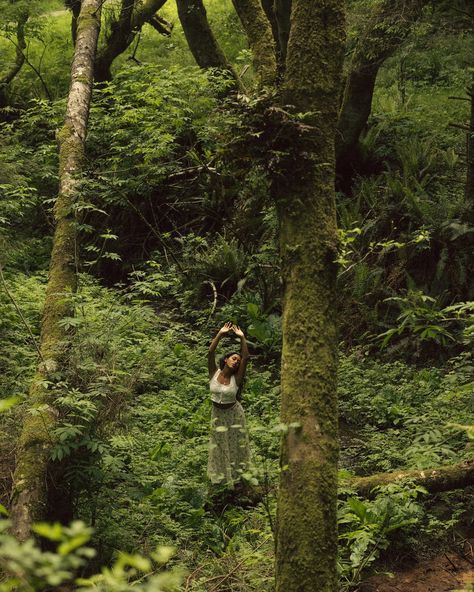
xmin=273 ymin=1 xmax=345 ymax=591
xmin=10 ymin=0 xmax=102 ymax=541
xmin=231 ymin=0 xmax=277 ymax=87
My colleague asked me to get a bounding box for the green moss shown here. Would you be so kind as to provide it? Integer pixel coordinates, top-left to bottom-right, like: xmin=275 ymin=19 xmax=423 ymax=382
xmin=76 ymin=4 xmax=100 ymax=38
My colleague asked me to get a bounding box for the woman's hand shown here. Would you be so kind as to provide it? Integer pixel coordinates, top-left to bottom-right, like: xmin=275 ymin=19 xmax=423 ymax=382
xmin=232 ymin=324 xmax=245 ymax=338
xmin=218 ymin=322 xmax=233 ymax=335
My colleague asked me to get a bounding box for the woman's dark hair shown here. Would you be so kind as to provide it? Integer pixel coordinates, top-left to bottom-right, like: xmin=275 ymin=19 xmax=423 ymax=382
xmin=219 ymin=351 xmax=241 ymax=370
xmin=218 ymin=352 xmax=245 ymax=401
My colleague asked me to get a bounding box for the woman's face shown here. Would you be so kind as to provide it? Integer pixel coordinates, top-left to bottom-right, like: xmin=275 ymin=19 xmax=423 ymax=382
xmin=225 ymin=353 xmax=242 ymax=372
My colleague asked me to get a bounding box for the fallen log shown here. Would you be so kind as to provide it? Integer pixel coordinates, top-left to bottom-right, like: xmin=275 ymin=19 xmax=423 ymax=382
xmin=350 ymin=460 xmax=474 ymax=498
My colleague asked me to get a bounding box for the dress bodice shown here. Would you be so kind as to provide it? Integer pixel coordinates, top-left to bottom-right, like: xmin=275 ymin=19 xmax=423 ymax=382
xmin=209 ymin=370 xmax=238 ymax=404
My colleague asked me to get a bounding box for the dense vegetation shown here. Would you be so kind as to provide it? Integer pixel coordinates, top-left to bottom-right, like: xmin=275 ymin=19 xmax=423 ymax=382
xmin=0 ymin=0 xmax=473 ymax=590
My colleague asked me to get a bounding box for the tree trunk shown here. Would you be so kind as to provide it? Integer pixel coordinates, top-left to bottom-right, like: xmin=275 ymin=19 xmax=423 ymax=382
xmin=273 ymin=1 xmax=345 ymax=591
xmin=259 ymin=0 xmax=282 ymax=71
xmin=176 ymin=0 xmax=239 ymax=85
xmin=65 ymin=0 xmax=81 ymax=45
xmin=336 ymin=0 xmax=428 ymax=166
xmin=10 ymin=0 xmax=102 ymax=542
xmin=352 ymin=460 xmax=474 ymax=498
xmin=273 ymin=0 xmax=291 ymax=73
xmin=466 ymin=71 xmax=474 ymax=206
xmin=231 ymin=0 xmax=277 ymax=86
xmin=0 ymin=8 xmax=28 ymax=110
xmin=94 ymin=0 xmax=168 ymax=83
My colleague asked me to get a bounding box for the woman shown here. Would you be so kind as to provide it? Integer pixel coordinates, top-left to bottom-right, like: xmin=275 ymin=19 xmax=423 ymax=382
xmin=207 ymin=322 xmax=250 ymax=488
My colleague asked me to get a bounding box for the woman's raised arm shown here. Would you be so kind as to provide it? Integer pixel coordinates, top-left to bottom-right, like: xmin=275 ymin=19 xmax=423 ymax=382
xmin=232 ymin=325 xmax=249 ymax=386
xmin=208 ymin=322 xmax=233 ymax=378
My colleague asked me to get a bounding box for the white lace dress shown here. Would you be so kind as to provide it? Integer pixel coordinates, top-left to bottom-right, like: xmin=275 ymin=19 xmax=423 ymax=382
xmin=207 ymin=370 xmax=250 ymax=487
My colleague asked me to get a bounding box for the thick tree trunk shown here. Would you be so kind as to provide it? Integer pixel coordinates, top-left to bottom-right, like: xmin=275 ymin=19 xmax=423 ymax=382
xmin=94 ymin=0 xmax=168 ymax=83
xmin=352 ymin=460 xmax=474 ymax=498
xmin=0 ymin=8 xmax=28 ymax=109
xmin=336 ymin=0 xmax=428 ymax=165
xmin=231 ymin=0 xmax=277 ymax=86
xmin=10 ymin=0 xmax=102 ymax=542
xmin=274 ymin=1 xmax=345 ymax=591
xmin=176 ymin=0 xmax=239 ymax=85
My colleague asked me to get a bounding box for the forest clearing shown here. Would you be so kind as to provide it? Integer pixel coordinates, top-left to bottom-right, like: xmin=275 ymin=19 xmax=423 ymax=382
xmin=0 ymin=0 xmax=473 ymax=590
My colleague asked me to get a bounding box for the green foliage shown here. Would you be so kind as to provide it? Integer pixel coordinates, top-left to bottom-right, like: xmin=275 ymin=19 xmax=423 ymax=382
xmin=339 ymin=350 xmax=473 ymax=473
xmin=0 ymin=518 xmax=182 ymax=591
xmin=338 ymin=481 xmax=427 ymax=591
xmin=377 ymin=291 xmax=474 ymax=349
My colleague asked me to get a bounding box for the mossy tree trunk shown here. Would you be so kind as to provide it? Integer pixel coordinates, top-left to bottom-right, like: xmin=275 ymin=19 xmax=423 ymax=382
xmin=0 ymin=7 xmax=28 ymax=110
xmin=176 ymin=0 xmax=239 ymax=85
xmin=94 ymin=0 xmax=169 ymax=83
xmin=273 ymin=1 xmax=345 ymax=591
xmin=230 ymin=0 xmax=277 ymax=86
xmin=336 ymin=0 xmax=428 ymax=167
xmin=10 ymin=0 xmax=102 ymax=542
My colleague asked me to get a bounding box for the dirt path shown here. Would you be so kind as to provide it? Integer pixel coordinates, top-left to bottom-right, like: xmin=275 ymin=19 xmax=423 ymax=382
xmin=360 ymin=551 xmax=474 ymax=592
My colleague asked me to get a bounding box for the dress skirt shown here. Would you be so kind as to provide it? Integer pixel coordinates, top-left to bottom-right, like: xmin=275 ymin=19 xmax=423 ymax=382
xmin=207 ymin=401 xmax=250 ymax=487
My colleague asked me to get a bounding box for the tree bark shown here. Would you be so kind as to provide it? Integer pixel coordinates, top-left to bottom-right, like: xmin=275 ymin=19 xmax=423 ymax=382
xmin=231 ymin=0 xmax=277 ymax=86
xmin=10 ymin=0 xmax=102 ymax=542
xmin=352 ymin=460 xmax=474 ymax=498
xmin=273 ymin=1 xmax=345 ymax=591
xmin=465 ymin=71 xmax=474 ymax=207
xmin=0 ymin=7 xmax=28 ymax=109
xmin=259 ymin=0 xmax=282 ymax=71
xmin=273 ymin=0 xmax=291 ymax=73
xmin=336 ymin=0 xmax=428 ymax=165
xmin=94 ymin=0 xmax=168 ymax=83
xmin=176 ymin=0 xmax=239 ymax=85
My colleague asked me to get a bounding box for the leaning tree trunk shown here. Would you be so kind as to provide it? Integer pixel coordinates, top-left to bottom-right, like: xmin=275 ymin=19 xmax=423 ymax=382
xmin=273 ymin=1 xmax=345 ymax=591
xmin=10 ymin=0 xmax=102 ymax=542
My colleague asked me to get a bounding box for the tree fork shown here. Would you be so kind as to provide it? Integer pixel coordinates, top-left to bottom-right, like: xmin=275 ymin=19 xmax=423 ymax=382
xmin=10 ymin=0 xmax=102 ymax=542
xmin=94 ymin=0 xmax=168 ymax=83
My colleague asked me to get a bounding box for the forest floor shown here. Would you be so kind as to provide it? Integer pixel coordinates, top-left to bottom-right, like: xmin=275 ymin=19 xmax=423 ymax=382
xmin=360 ymin=547 xmax=474 ymax=592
